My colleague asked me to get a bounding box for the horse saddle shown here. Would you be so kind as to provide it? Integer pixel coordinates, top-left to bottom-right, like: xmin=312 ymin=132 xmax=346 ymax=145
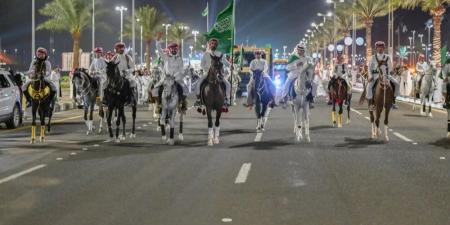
xmin=27 ymin=84 xmax=50 ymax=100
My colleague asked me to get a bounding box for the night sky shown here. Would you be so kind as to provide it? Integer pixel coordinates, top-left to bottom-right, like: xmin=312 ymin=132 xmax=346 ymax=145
xmin=1 ymin=0 xmax=450 ymax=68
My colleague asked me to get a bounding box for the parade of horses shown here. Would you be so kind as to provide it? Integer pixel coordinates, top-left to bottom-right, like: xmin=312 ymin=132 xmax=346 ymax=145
xmin=2 ymin=0 xmax=450 ymax=224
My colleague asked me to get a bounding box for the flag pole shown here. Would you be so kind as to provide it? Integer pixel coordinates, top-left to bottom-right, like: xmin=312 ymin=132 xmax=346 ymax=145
xmin=206 ymin=1 xmax=209 ymax=32
xmin=230 ymin=0 xmax=236 ymax=105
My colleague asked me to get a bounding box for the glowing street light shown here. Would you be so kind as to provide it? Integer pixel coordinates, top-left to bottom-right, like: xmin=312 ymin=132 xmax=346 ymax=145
xmin=115 ymin=6 xmax=128 ymax=42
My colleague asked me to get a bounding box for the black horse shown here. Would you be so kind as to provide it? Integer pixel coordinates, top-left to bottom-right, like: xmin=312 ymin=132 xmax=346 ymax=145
xmin=104 ymin=61 xmax=137 ymax=142
xmin=251 ymin=70 xmax=275 ymax=132
xmin=26 ymin=73 xmax=55 ymax=143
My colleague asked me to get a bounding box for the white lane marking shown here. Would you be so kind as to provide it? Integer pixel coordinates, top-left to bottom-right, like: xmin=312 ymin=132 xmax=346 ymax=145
xmin=350 ymin=108 xmax=363 ymax=115
xmin=137 ymin=127 xmax=142 ymax=129
xmin=82 ymin=147 xmax=88 ymax=151
xmin=389 ymin=129 xmax=393 ymax=132
xmin=93 ymin=144 xmax=100 ymax=147
xmin=254 ymin=132 xmax=263 ymax=142
xmin=393 ymin=132 xmax=414 ymax=143
xmin=0 ymin=164 xmax=46 ymax=185
xmin=70 ymin=152 xmax=77 ymax=156
xmin=143 ymin=124 xmax=148 ymax=127
xmin=440 ymin=156 xmax=446 ymax=160
xmin=412 ymin=142 xmax=418 ymax=145
xmin=235 ymin=163 xmax=252 ymax=184
xmin=56 ymin=158 xmax=63 ymax=161
xmin=364 ymin=116 xmax=370 ymax=121
xmin=221 ymin=218 xmax=233 ymax=223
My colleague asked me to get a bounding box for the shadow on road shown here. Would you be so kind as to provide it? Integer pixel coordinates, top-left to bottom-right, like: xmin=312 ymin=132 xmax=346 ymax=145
xmin=429 ymin=138 xmax=450 ymax=150
xmin=403 ymin=114 xmax=425 ymax=118
xmin=335 ymin=137 xmax=385 ymax=149
xmin=229 ymin=139 xmax=293 ymax=150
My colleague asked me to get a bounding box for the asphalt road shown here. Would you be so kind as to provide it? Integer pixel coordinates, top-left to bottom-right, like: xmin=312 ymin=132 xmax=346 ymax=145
xmin=0 ymin=93 xmax=450 ymax=225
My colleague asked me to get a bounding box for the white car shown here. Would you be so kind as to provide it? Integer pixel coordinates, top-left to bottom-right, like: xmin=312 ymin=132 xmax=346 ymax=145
xmin=0 ymin=68 xmax=22 ymax=129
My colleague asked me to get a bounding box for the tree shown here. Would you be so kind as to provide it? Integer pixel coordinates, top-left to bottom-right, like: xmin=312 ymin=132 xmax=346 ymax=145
xmin=168 ymin=23 xmax=193 ymax=57
xmin=38 ymin=0 xmax=98 ymax=69
xmin=128 ymin=6 xmax=166 ymax=69
xmin=353 ymin=0 xmax=390 ymax=64
xmin=335 ymin=3 xmax=364 ymax=59
xmin=393 ymin=0 xmax=450 ymax=65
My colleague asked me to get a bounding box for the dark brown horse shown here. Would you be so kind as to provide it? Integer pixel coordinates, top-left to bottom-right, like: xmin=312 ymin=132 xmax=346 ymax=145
xmin=200 ymin=54 xmax=225 ymax=146
xmin=330 ymin=77 xmax=351 ymax=127
xmin=369 ymin=69 xmax=394 ymax=142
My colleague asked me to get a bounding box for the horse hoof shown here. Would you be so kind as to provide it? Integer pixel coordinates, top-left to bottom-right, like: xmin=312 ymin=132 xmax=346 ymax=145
xmin=104 ymin=138 xmax=113 ymax=143
xmin=208 ymin=139 xmax=214 ymax=146
xmin=162 ymin=136 xmax=167 ymax=141
xmin=447 ymin=132 xmax=450 ymax=138
xmin=338 ymin=124 xmax=343 ymax=128
xmin=30 ymin=139 xmax=35 ymax=144
xmin=305 ymin=136 xmax=311 ymax=143
xmin=115 ymin=138 xmax=121 ymax=143
xmin=384 ymin=136 xmax=390 ymax=142
xmin=86 ymin=131 xmax=90 ymax=135
xmin=428 ymin=113 xmax=433 ymax=118
xmin=420 ymin=111 xmax=425 ymax=116
xmin=197 ymin=108 xmax=202 ymax=113
xmin=167 ymin=139 xmax=175 ymax=145
xmin=178 ymin=134 xmax=184 ymax=141
xmin=119 ymin=135 xmax=126 ymax=141
xmin=213 ymin=138 xmax=220 ymax=145
xmin=156 ymin=126 xmax=161 ymax=131
xmin=347 ymin=120 xmax=351 ymax=124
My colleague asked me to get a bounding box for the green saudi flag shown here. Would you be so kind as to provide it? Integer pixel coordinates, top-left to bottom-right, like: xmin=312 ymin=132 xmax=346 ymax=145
xmin=202 ymin=4 xmax=208 ymax=17
xmin=287 ymin=54 xmax=299 ymax=64
xmin=205 ymin=1 xmax=234 ymax=54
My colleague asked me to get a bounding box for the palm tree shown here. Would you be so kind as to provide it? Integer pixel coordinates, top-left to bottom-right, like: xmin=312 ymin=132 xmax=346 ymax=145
xmin=130 ymin=6 xmax=166 ymax=69
xmin=335 ymin=4 xmax=364 ymax=59
xmin=353 ymin=0 xmax=390 ymax=64
xmin=38 ymin=0 xmax=95 ymax=69
xmin=168 ymin=23 xmax=193 ymax=57
xmin=393 ymin=0 xmax=450 ymax=65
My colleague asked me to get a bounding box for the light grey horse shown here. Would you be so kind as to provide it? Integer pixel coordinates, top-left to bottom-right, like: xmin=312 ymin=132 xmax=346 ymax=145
xmin=159 ymin=75 xmax=184 ymax=145
xmin=72 ymin=68 xmax=105 ymax=135
xmin=289 ymin=72 xmax=313 ymax=143
xmin=417 ymin=63 xmax=436 ymax=117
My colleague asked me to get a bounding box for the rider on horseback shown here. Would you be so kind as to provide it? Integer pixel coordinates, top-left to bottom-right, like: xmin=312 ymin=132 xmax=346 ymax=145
xmin=195 ymin=38 xmax=232 ymax=107
xmin=328 ymin=51 xmax=352 ymax=105
xmin=245 ymin=49 xmax=276 ymax=108
xmin=111 ymin=42 xmax=137 ymax=104
xmin=279 ymin=43 xmax=315 ymax=107
xmin=155 ymin=34 xmax=188 ymax=112
xmin=416 ymin=54 xmax=436 ymax=94
xmin=89 ymin=47 xmax=107 ymax=101
xmin=367 ymin=41 xmax=400 ymax=111
xmin=23 ymin=47 xmax=57 ymax=108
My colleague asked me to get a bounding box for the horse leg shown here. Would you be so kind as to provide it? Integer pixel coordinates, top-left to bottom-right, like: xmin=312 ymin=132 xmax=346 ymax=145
xmin=260 ymin=103 xmax=268 ymax=131
xmin=375 ymin=107 xmax=382 ymax=139
xmin=303 ymin=101 xmax=311 ymax=143
xmin=428 ymin=95 xmax=433 ymax=118
xmin=168 ymin=111 xmax=176 ymax=145
xmin=98 ymin=106 xmax=104 ymax=133
xmin=338 ymin=103 xmax=343 ymax=128
xmin=160 ymin=109 xmax=167 ymax=141
xmin=115 ymin=108 xmax=121 ymax=142
xmin=178 ymin=112 xmax=184 ymax=141
xmin=214 ymin=110 xmax=222 ymax=145
xmin=384 ymin=106 xmax=391 ymax=142
xmin=295 ymin=104 xmax=303 ymax=142
xmin=130 ymin=105 xmax=137 ymax=138
xmin=107 ymin=107 xmax=114 ymax=140
xmin=39 ymin=108 xmax=45 ymax=142
xmin=332 ymin=102 xmax=337 ymax=127
xmin=369 ymin=103 xmax=376 ymax=139
xmin=207 ymin=108 xmax=214 ymax=146
xmin=30 ymin=105 xmax=37 ymax=144
xmin=255 ymin=99 xmax=262 ymax=131
xmin=447 ymin=107 xmax=450 ymax=138
xmin=84 ymin=105 xmax=90 ymax=135
xmin=347 ymin=95 xmax=352 ymax=124
xmin=120 ymin=107 xmax=126 ymax=141
xmin=291 ymin=104 xmax=297 ymax=133
xmin=47 ymin=104 xmax=53 ymax=133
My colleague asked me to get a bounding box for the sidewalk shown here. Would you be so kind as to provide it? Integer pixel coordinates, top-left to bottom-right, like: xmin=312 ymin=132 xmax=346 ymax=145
xmin=54 ymin=88 xmax=77 ymax=112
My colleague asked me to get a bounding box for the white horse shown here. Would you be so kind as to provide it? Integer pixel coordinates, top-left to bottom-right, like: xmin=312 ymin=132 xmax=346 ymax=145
xmin=418 ymin=63 xmax=436 ymax=117
xmin=159 ymin=75 xmax=184 ymax=145
xmin=149 ymin=67 xmax=163 ymax=121
xmin=290 ymin=73 xmax=313 ymax=143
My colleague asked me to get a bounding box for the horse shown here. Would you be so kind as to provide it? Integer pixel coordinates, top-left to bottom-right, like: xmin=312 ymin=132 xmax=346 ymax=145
xmin=289 ymin=72 xmax=313 ymax=143
xmin=26 ymin=73 xmax=55 ymax=143
xmin=148 ymin=66 xmax=163 ymax=121
xmin=330 ymin=77 xmax=351 ymax=127
xmin=369 ymin=67 xmax=394 ymax=141
xmin=72 ymin=68 xmax=106 ymax=135
xmin=417 ymin=66 xmax=436 ymax=117
xmin=158 ymin=75 xmax=184 ymax=145
xmin=104 ymin=61 xmax=137 ymax=142
xmin=200 ymin=54 xmax=226 ymax=146
xmin=251 ymin=70 xmax=273 ymax=132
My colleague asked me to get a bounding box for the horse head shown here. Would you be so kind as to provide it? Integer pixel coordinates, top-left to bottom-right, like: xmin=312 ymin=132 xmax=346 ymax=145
xmin=106 ymin=61 xmax=120 ymax=80
xmin=208 ymin=54 xmax=223 ymax=83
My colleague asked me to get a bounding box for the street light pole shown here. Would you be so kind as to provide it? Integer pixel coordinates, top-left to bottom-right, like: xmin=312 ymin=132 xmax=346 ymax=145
xmin=137 ymin=19 xmax=143 ymax=66
xmin=412 ymin=30 xmax=416 ymax=66
xmin=179 ymin=25 xmax=189 ymax=58
xmin=426 ymin=24 xmax=433 ymax=62
xmin=192 ymin=30 xmax=199 ymax=56
xmin=92 ymin=0 xmax=95 ymax=52
xmin=132 ymin=0 xmax=135 ymax=61
xmin=32 ymin=0 xmax=35 ymax=60
xmin=115 ymin=6 xmax=128 ymax=42
xmin=162 ymin=24 xmax=172 ymax=49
